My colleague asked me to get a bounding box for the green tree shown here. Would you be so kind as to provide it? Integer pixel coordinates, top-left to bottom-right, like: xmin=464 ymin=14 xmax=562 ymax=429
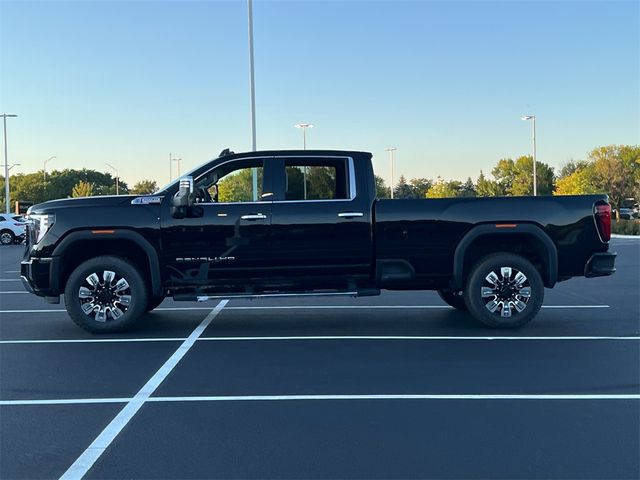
xmin=375 ymin=175 xmax=390 ymax=198
xmin=476 ymin=171 xmax=504 ymax=197
xmin=131 ymin=180 xmax=158 ymax=195
xmin=491 ymin=156 xmax=554 ymax=196
xmin=393 ymin=175 xmax=414 ymax=199
xmin=459 ymin=177 xmax=477 ymax=197
xmin=555 ymin=165 xmax=599 ymax=195
xmin=72 ymin=181 xmax=94 ymax=198
xmin=426 ymin=177 xmax=461 ymax=198
xmin=218 ymin=168 xmax=263 ymax=202
xmin=587 ymin=145 xmax=640 ymax=207
xmin=558 ymin=160 xmax=590 ymax=179
xmin=409 ymin=178 xmax=432 ymax=199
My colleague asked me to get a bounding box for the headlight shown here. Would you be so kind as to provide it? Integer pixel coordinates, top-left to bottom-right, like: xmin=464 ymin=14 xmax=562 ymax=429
xmin=27 ymin=214 xmax=56 ymax=244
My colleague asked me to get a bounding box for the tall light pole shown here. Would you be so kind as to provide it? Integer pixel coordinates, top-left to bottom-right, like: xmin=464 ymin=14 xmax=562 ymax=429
xmin=295 ymin=123 xmax=314 ymax=199
xmin=171 ymin=157 xmax=182 ymax=178
xmin=43 ymin=156 xmax=56 ymax=194
xmin=105 ymin=163 xmax=119 ymax=195
xmin=248 ymin=0 xmax=258 ymax=201
xmin=521 ymin=115 xmax=537 ymax=196
xmin=295 ymin=123 xmax=314 ymax=149
xmin=2 ymin=114 xmax=18 ymax=214
xmin=385 ymin=147 xmax=397 ymax=199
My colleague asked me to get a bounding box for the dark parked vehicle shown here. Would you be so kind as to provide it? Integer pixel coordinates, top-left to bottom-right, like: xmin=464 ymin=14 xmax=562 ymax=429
xmin=21 ymin=149 xmax=616 ymax=332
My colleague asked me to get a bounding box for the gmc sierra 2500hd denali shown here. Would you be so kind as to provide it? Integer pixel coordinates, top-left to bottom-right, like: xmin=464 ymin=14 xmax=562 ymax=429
xmin=21 ymin=149 xmax=616 ymax=332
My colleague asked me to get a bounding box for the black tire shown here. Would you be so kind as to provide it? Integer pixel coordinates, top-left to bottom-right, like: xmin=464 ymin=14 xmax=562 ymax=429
xmin=64 ymin=256 xmax=149 ymax=333
xmin=464 ymin=253 xmax=543 ymax=328
xmin=0 ymin=230 xmax=15 ymax=245
xmin=146 ymin=295 xmax=165 ymax=312
xmin=437 ymin=289 xmax=467 ymax=310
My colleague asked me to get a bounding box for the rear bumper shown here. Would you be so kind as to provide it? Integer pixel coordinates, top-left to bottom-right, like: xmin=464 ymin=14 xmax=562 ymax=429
xmin=584 ymin=252 xmax=617 ymax=278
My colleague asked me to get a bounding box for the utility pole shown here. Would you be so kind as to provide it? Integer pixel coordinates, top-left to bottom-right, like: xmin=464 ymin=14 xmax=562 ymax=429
xmin=248 ymin=0 xmax=258 ymax=201
xmin=385 ymin=147 xmax=397 ymax=199
xmin=43 ymin=156 xmax=56 ymax=195
xmin=105 ymin=163 xmax=119 ymax=195
xmin=521 ymin=115 xmax=537 ymax=196
xmin=295 ymin=123 xmax=314 ymax=199
xmin=1 ymin=114 xmax=18 ymax=214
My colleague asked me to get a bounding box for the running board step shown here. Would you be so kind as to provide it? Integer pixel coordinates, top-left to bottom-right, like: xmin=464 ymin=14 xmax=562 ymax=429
xmin=172 ymin=290 xmax=380 ymax=302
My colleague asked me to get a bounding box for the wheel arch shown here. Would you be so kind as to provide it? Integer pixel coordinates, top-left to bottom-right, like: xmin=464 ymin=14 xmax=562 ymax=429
xmin=451 ymin=223 xmax=558 ymax=290
xmin=52 ymin=229 xmax=163 ymax=296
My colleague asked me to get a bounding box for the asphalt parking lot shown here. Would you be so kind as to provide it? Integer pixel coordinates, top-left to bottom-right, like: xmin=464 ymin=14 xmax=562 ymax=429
xmin=1 ymin=238 xmax=639 ymax=479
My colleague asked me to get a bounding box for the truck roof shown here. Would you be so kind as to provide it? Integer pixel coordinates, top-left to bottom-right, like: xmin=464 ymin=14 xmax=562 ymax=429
xmin=220 ymin=149 xmax=373 ymax=160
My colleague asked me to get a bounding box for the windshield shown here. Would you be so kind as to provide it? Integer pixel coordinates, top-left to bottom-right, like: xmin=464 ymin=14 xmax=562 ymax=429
xmin=156 ymin=160 xmax=214 ymax=194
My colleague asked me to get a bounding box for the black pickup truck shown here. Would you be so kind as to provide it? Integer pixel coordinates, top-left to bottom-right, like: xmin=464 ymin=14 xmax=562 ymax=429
xmin=21 ymin=149 xmax=616 ymax=332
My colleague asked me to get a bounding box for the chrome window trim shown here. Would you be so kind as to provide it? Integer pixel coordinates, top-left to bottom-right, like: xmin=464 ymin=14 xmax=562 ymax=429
xmin=191 ymin=154 xmax=356 ymax=206
xmin=277 ymin=155 xmax=355 ymax=203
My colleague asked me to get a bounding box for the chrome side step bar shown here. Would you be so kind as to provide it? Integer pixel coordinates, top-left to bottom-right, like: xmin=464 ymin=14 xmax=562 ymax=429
xmin=194 ymin=291 xmax=359 ymax=302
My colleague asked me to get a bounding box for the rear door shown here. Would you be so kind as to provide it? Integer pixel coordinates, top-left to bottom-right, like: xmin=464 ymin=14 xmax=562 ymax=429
xmin=268 ymin=155 xmax=372 ymax=278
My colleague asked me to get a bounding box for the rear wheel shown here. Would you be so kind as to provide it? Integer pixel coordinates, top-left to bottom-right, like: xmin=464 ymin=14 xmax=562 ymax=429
xmin=464 ymin=253 xmax=543 ymax=328
xmin=0 ymin=230 xmax=15 ymax=245
xmin=437 ymin=289 xmax=467 ymax=310
xmin=64 ymin=256 xmax=149 ymax=333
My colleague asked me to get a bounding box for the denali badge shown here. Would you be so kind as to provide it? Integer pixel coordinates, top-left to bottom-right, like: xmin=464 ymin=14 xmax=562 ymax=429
xmin=175 ymin=256 xmax=236 ymax=262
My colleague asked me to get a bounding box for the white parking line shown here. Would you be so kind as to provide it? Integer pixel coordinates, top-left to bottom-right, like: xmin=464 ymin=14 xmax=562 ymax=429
xmin=3 ymin=270 xmax=20 ymax=273
xmin=0 ymin=279 xmax=21 ymax=282
xmin=2 ymin=393 xmax=638 ymax=406
xmin=59 ymin=300 xmax=228 ymax=480
xmin=0 ymin=291 xmax=28 ymax=294
xmin=0 ymin=304 xmax=612 ymax=315
xmin=1 ymin=335 xmax=639 ymax=345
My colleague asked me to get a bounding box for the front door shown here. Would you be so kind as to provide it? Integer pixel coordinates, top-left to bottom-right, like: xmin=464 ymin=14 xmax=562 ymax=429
xmin=161 ymin=157 xmax=274 ymax=287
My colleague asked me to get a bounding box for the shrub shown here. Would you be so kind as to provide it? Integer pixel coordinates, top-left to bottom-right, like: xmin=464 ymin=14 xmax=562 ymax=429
xmin=611 ymin=219 xmax=640 ymax=236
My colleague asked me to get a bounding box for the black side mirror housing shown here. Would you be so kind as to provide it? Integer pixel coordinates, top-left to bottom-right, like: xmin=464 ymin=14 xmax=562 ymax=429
xmin=171 ymin=176 xmax=195 ymax=218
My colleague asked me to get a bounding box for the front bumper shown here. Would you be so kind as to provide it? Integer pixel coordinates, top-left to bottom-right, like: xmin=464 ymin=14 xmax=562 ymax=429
xmin=21 ymin=257 xmax=61 ymax=302
xmin=584 ymin=252 xmax=617 ymax=278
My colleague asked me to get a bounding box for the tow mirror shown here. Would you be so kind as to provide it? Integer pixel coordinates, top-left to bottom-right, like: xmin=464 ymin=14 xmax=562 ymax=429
xmin=171 ymin=176 xmax=195 ymax=218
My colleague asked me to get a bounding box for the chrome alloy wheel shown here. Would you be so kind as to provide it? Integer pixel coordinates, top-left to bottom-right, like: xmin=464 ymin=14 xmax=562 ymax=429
xmin=0 ymin=232 xmax=13 ymax=245
xmin=78 ymin=271 xmax=131 ymax=322
xmin=481 ymin=266 xmax=531 ymax=318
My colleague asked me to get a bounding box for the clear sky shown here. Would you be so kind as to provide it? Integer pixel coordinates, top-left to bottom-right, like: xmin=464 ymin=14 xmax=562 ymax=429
xmin=1 ymin=0 xmax=638 ymax=187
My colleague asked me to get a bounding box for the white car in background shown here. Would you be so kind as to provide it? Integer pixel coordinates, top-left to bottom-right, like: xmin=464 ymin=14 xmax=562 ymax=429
xmin=0 ymin=214 xmax=27 ymax=245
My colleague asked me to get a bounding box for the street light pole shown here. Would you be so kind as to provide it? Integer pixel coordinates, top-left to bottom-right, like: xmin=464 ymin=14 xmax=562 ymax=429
xmin=172 ymin=157 xmax=182 ymax=178
xmin=248 ymin=0 xmax=258 ymax=201
xmin=2 ymin=114 xmax=18 ymax=214
xmin=105 ymin=163 xmax=119 ymax=195
xmin=521 ymin=115 xmax=537 ymax=196
xmin=295 ymin=123 xmax=313 ymax=150
xmin=43 ymin=156 xmax=56 ymax=195
xmin=295 ymin=123 xmax=314 ymax=199
xmin=385 ymin=147 xmax=397 ymax=199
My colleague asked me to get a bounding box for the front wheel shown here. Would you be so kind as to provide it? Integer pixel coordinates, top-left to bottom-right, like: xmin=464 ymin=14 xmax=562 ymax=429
xmin=464 ymin=253 xmax=544 ymax=328
xmin=64 ymin=256 xmax=149 ymax=333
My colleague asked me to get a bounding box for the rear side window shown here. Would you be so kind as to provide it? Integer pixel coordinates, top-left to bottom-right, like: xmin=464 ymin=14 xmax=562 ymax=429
xmin=284 ymin=158 xmax=350 ymax=201
xmin=0 ymin=216 xmax=5 ymax=221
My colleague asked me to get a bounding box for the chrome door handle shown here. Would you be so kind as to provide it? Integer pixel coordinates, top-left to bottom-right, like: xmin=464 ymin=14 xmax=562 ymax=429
xmin=338 ymin=212 xmax=364 ymax=218
xmin=240 ymin=213 xmax=267 ymax=220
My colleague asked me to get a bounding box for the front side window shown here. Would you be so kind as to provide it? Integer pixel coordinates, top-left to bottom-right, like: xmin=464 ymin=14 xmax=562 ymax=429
xmin=284 ymin=159 xmax=349 ymax=201
xmin=195 ymin=160 xmax=263 ymax=203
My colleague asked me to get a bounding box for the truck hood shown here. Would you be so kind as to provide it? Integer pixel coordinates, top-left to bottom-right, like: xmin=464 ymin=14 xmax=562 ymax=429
xmin=28 ymin=195 xmax=154 ymax=214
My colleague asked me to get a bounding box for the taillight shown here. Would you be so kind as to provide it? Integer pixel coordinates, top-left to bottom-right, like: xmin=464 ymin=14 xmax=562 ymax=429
xmin=594 ymin=203 xmax=611 ymax=242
